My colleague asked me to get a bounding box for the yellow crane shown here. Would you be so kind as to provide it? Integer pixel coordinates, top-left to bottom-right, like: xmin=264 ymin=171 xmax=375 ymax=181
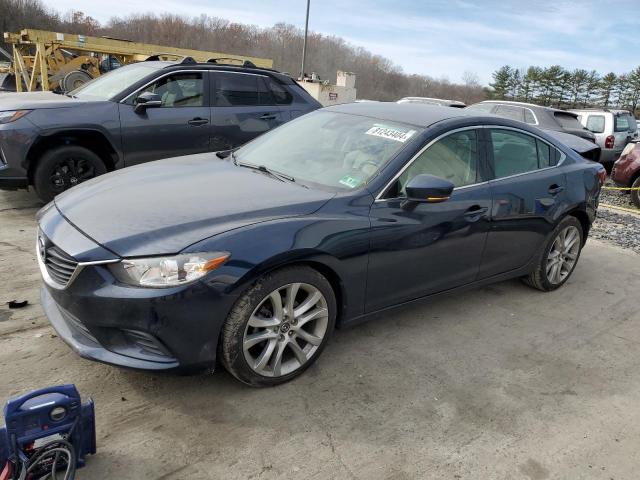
xmin=2 ymin=28 xmax=273 ymax=92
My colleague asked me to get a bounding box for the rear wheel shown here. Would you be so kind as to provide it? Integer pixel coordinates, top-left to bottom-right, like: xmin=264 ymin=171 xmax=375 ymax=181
xmin=523 ymin=216 xmax=583 ymax=292
xmin=221 ymin=266 xmax=336 ymax=387
xmin=33 ymin=146 xmax=106 ymax=202
xmin=630 ymin=176 xmax=640 ymax=209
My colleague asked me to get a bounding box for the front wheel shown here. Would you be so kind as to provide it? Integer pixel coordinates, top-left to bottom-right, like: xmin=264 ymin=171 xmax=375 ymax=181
xmin=33 ymin=146 xmax=107 ymax=202
xmin=523 ymin=216 xmax=584 ymax=292
xmin=220 ymin=266 xmax=336 ymax=387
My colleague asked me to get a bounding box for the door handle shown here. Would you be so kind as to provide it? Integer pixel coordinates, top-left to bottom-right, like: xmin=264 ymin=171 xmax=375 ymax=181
xmin=188 ymin=117 xmax=209 ymax=126
xmin=260 ymin=113 xmax=277 ymax=120
xmin=548 ymin=184 xmax=564 ymax=195
xmin=463 ymin=205 xmax=488 ymax=222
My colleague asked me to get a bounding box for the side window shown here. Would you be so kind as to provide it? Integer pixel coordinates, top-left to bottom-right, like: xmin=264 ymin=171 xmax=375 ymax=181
xmin=215 ymin=72 xmax=261 ymax=106
xmin=267 ymin=78 xmax=293 ymax=105
xmin=490 ymin=130 xmax=539 ymax=178
xmin=393 ymin=130 xmax=481 ymax=197
xmin=524 ymin=109 xmax=537 ymax=124
xmin=138 ymin=73 xmax=204 ymax=107
xmin=495 ymin=105 xmax=524 ymax=122
xmin=586 ymin=115 xmax=605 ymax=133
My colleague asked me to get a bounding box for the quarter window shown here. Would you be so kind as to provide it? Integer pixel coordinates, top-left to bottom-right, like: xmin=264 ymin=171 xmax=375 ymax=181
xmin=523 ymin=109 xmax=536 ymax=124
xmin=536 ymin=139 xmax=552 ymax=168
xmin=391 ymin=130 xmax=481 ymax=197
xmin=138 ymin=73 xmax=204 ymax=107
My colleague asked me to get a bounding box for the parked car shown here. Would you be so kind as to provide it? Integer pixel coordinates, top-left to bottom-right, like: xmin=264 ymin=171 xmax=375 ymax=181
xmin=0 ymin=58 xmax=321 ymax=201
xmin=398 ymin=97 xmax=466 ymax=108
xmin=466 ymin=101 xmax=596 ymax=142
xmin=37 ymin=102 xmax=604 ymax=386
xmin=611 ymin=141 xmax=640 ymax=208
xmin=569 ymin=109 xmax=638 ymax=168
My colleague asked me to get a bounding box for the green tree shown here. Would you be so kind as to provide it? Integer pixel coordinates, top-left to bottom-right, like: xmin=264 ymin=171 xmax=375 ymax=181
xmin=569 ymin=69 xmax=589 ymax=108
xmin=599 ymin=73 xmax=617 ymax=107
xmin=490 ymin=65 xmax=512 ymax=99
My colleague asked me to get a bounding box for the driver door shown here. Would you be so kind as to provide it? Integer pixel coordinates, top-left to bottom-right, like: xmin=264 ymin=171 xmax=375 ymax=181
xmin=365 ymin=128 xmax=492 ymax=312
xmin=119 ymin=71 xmax=211 ymax=166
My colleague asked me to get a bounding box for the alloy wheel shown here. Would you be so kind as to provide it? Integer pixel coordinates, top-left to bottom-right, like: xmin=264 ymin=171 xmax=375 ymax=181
xmin=243 ymin=282 xmax=329 ymax=378
xmin=546 ymin=225 xmax=580 ymax=285
xmin=50 ymin=158 xmax=96 ymax=193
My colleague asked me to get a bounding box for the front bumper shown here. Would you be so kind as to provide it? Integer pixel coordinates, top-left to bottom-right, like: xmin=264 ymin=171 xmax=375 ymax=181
xmin=37 ymin=203 xmax=240 ymax=372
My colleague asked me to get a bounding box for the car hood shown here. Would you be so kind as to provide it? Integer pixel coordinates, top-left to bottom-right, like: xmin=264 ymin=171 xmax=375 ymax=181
xmin=0 ymin=91 xmax=96 ymax=110
xmin=54 ymin=154 xmax=335 ymax=257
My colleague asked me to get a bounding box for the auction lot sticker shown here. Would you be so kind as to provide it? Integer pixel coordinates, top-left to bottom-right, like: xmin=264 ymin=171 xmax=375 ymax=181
xmin=365 ymin=125 xmax=416 ymax=143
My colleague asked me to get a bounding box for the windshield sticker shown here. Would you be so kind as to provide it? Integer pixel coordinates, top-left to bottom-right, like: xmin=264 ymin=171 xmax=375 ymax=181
xmin=365 ymin=125 xmax=416 ymax=143
xmin=339 ymin=175 xmax=362 ymax=188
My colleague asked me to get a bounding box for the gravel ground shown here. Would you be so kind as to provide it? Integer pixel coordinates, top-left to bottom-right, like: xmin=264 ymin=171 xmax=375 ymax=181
xmin=591 ymin=180 xmax=640 ymax=254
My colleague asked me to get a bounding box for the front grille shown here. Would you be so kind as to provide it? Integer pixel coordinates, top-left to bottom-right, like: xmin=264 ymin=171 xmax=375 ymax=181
xmin=38 ymin=232 xmax=79 ymax=287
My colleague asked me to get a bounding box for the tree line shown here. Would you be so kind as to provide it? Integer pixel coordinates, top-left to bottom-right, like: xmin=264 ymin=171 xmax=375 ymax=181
xmin=490 ymin=65 xmax=640 ymax=113
xmin=0 ymin=0 xmax=486 ymax=102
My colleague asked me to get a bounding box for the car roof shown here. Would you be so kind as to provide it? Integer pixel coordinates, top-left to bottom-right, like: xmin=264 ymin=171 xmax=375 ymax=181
xmin=144 ymin=60 xmax=295 ymax=84
xmin=478 ymin=100 xmax=572 ymax=115
xmin=325 ymin=102 xmax=473 ymax=127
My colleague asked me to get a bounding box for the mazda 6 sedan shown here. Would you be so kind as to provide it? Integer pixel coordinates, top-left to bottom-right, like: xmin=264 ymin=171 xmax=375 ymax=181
xmin=37 ymin=102 xmax=604 ymax=386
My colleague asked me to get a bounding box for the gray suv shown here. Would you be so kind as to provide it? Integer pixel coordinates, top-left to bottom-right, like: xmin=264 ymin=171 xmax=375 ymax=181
xmin=0 ymin=58 xmax=321 ymax=201
xmin=569 ymin=108 xmax=638 ymax=167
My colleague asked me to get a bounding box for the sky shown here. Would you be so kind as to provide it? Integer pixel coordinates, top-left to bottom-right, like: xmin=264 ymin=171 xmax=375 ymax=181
xmin=44 ymin=0 xmax=640 ymax=85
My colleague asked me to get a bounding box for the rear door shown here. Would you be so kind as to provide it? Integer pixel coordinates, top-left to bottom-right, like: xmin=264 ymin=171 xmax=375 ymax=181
xmin=479 ymin=127 xmax=567 ymax=278
xmin=210 ymin=71 xmax=285 ymax=151
xmin=119 ymin=70 xmax=211 ymax=166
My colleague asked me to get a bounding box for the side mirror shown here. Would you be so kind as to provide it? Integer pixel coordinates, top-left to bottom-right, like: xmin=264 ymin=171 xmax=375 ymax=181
xmin=134 ymin=92 xmax=162 ymax=114
xmin=405 ymin=174 xmax=454 ymax=203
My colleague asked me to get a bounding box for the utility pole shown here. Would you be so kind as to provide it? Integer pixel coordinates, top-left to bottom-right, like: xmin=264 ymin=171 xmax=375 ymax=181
xmin=300 ymin=0 xmax=310 ymax=79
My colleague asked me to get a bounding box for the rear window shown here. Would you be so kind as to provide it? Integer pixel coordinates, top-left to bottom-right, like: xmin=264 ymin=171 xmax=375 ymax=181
xmin=523 ymin=109 xmax=537 ymax=124
xmin=554 ymin=112 xmax=583 ymax=129
xmin=615 ymin=114 xmax=636 ymax=132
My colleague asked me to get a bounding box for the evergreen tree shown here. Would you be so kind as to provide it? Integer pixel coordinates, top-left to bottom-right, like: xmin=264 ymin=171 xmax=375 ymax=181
xmin=490 ymin=65 xmax=512 ymax=99
xmin=599 ymin=73 xmax=617 ymax=107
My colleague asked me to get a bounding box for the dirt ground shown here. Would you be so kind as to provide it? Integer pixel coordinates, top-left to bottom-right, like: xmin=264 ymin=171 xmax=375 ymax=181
xmin=1 ymin=188 xmax=639 ymax=480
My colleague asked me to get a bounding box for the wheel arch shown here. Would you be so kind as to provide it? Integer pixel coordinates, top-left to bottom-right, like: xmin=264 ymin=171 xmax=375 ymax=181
xmin=233 ymin=251 xmax=348 ymax=328
xmin=26 ymin=129 xmax=120 ymax=183
xmin=566 ymin=208 xmax=590 ymax=245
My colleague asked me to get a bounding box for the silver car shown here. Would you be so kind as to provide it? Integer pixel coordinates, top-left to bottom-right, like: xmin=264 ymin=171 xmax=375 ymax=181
xmin=570 ymin=109 xmax=638 ymax=166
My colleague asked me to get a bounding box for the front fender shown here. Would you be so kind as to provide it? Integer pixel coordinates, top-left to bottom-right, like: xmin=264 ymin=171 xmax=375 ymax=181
xmin=186 ymin=213 xmax=372 ymax=321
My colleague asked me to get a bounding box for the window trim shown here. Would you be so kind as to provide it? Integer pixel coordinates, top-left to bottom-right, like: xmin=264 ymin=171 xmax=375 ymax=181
xmin=120 ymin=69 xmax=208 ymax=106
xmin=375 ymin=126 xmax=486 ymax=202
xmin=375 ymin=125 xmax=566 ymax=202
xmin=486 ymin=103 xmax=540 ymax=126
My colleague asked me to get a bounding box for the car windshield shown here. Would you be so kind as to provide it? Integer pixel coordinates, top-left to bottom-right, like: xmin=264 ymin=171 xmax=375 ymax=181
xmin=69 ymin=63 xmax=165 ymax=100
xmin=234 ymin=111 xmax=422 ymax=191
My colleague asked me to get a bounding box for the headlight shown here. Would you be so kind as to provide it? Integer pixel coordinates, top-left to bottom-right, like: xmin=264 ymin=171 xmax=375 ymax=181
xmin=0 ymin=110 xmax=31 ymax=124
xmin=109 ymin=252 xmax=230 ymax=288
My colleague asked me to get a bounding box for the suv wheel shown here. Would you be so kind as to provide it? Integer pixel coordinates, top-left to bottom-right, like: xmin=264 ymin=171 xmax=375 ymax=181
xmin=33 ymin=146 xmax=107 ymax=202
xmin=523 ymin=216 xmax=584 ymax=292
xmin=220 ymin=266 xmax=336 ymax=387
xmin=631 ymin=176 xmax=640 ymax=209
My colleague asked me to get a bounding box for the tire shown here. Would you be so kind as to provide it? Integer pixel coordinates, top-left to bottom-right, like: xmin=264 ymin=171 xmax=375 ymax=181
xmin=33 ymin=146 xmax=107 ymax=202
xmin=221 ymin=266 xmax=337 ymax=387
xmin=631 ymin=176 xmax=640 ymax=209
xmin=523 ymin=216 xmax=584 ymax=292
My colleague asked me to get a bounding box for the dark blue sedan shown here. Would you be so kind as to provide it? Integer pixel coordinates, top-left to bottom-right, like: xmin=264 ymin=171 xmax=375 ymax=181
xmin=37 ymin=102 xmax=604 ymax=386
